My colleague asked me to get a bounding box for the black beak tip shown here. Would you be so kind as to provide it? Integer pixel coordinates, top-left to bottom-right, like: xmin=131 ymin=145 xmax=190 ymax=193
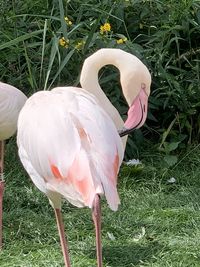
xmin=118 ymin=127 xmax=134 ymax=137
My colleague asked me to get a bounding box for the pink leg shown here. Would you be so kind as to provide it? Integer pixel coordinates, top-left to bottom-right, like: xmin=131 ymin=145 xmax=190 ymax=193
xmin=54 ymin=208 xmax=71 ymax=267
xmin=92 ymin=195 xmax=103 ymax=267
xmin=0 ymin=141 xmax=5 ymax=249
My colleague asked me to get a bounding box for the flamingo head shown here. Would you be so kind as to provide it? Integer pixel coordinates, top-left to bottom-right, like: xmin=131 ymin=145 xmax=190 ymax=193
xmin=119 ymin=66 xmax=151 ymax=137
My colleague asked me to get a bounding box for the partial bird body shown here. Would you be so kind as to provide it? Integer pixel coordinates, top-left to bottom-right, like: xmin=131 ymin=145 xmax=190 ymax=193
xmin=0 ymin=82 xmax=27 ymax=140
xmin=0 ymin=81 xmax=27 ymax=249
xmin=17 ymin=87 xmax=123 ymax=211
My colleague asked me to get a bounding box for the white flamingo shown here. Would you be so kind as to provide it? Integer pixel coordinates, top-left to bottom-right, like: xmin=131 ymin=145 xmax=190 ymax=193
xmin=17 ymin=49 xmax=151 ymax=266
xmin=0 ymin=81 xmax=27 ymax=248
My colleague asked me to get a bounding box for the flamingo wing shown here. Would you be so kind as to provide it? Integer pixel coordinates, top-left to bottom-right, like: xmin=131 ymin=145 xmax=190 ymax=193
xmin=17 ymin=87 xmax=124 ymax=211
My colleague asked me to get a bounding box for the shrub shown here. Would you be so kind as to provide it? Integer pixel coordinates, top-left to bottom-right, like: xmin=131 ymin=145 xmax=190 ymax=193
xmin=0 ymin=0 xmax=200 ymax=159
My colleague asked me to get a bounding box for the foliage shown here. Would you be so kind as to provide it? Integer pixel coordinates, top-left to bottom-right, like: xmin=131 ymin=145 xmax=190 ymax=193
xmin=0 ymin=0 xmax=200 ymax=160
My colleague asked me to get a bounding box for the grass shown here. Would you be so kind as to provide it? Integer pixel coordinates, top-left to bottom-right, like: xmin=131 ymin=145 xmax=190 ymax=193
xmin=0 ymin=139 xmax=200 ymax=266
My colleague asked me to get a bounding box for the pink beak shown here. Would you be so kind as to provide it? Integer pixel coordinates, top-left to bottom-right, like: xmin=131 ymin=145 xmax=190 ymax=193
xmin=119 ymin=88 xmax=148 ymax=137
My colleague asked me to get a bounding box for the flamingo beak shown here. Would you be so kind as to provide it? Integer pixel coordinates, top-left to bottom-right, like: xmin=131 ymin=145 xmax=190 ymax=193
xmin=118 ymin=88 xmax=148 ymax=137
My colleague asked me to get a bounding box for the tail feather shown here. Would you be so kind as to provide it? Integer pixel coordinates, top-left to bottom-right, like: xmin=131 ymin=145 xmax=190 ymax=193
xmin=103 ymin=180 xmax=120 ymax=211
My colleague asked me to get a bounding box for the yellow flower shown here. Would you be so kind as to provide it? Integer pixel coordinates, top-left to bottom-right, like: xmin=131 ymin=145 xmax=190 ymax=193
xmin=75 ymin=41 xmax=85 ymax=50
xmin=116 ymin=37 xmax=127 ymax=44
xmin=65 ymin=16 xmax=72 ymax=26
xmin=117 ymin=38 xmax=123 ymax=44
xmin=100 ymin=22 xmax=111 ymax=34
xmin=59 ymin=37 xmax=69 ymax=48
xmin=104 ymin=23 xmax=111 ymax=31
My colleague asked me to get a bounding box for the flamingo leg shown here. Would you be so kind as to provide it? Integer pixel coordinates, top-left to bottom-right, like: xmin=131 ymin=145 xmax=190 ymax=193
xmin=0 ymin=140 xmax=5 ymax=249
xmin=92 ymin=194 xmax=103 ymax=267
xmin=54 ymin=208 xmax=71 ymax=267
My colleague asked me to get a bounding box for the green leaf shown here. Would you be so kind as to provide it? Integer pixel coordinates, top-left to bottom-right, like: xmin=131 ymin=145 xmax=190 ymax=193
xmin=159 ymin=117 xmax=177 ymax=148
xmin=83 ymin=17 xmax=101 ymax=53
xmin=167 ymin=142 xmax=180 ymax=152
xmin=48 ymin=48 xmax=75 ymax=89
xmin=39 ymin=19 xmax=48 ymax=87
xmin=58 ymin=0 xmax=68 ymax=40
xmin=164 ymin=155 xmax=178 ymax=167
xmin=0 ymin=30 xmax=44 ymax=50
xmin=44 ymin=35 xmax=59 ymax=90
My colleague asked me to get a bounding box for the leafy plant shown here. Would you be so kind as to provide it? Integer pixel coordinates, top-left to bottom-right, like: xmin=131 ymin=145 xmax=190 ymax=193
xmin=0 ymin=0 xmax=200 ymax=158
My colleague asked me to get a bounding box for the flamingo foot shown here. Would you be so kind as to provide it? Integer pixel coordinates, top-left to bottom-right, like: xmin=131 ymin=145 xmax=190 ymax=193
xmin=92 ymin=194 xmax=103 ymax=267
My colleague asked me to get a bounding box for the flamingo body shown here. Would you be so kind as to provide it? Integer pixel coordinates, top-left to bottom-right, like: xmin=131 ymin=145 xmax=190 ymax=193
xmin=16 ymin=48 xmax=151 ymax=266
xmin=0 ymin=82 xmax=27 ymax=140
xmin=0 ymin=81 xmax=27 ymax=249
xmin=17 ymin=87 xmax=123 ymax=211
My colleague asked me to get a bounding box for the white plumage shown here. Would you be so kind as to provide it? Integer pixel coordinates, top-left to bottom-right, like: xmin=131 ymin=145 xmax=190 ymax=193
xmin=16 ymin=48 xmax=151 ymax=267
xmin=17 ymin=87 xmax=124 ymax=211
xmin=0 ymin=81 xmax=27 ymax=249
xmin=0 ymin=82 xmax=27 ymax=140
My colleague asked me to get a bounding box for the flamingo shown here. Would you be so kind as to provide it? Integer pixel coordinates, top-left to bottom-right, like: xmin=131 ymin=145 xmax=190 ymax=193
xmin=80 ymin=48 xmax=151 ymax=144
xmin=0 ymin=81 xmax=27 ymax=248
xmin=17 ymin=87 xmax=124 ymax=267
xmin=17 ymin=49 xmax=151 ymax=266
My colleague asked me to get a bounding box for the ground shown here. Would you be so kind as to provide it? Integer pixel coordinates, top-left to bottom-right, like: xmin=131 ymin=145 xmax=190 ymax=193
xmin=0 ymin=139 xmax=200 ymax=266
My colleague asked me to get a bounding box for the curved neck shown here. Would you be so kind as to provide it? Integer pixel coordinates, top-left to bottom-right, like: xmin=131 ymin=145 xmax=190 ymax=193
xmin=80 ymin=49 xmax=122 ymax=94
xmin=80 ymin=49 xmax=124 ymax=126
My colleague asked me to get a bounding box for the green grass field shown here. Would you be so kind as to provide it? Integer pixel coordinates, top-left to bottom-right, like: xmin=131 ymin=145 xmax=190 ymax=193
xmin=1 ymin=140 xmax=200 ymax=267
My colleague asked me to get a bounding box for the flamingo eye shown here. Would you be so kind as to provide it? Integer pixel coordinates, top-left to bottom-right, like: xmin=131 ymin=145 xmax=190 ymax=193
xmin=141 ymin=83 xmax=146 ymax=90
